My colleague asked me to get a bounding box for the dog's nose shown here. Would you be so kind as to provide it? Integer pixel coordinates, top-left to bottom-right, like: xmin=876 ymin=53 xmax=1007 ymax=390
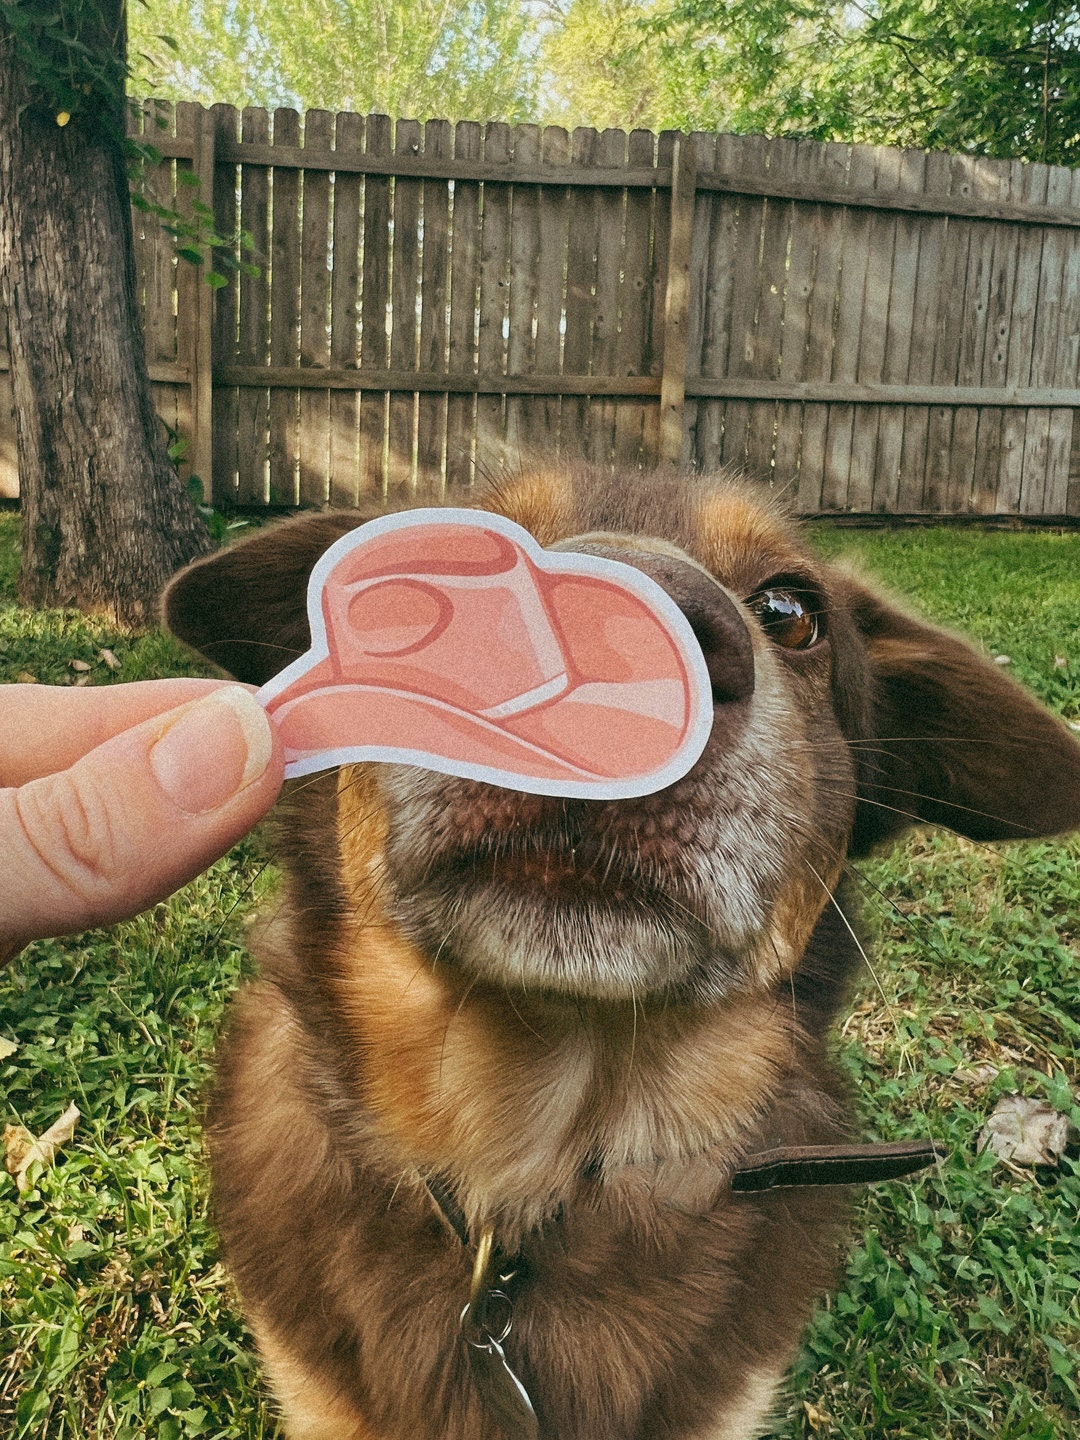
xmin=558 ymin=537 xmax=755 ymax=706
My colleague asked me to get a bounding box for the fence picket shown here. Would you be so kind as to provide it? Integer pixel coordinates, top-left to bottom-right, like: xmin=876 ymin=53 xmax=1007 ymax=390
xmin=329 ymin=112 xmax=363 ymax=507
xmin=998 ymin=162 xmax=1051 ymax=511
xmin=847 ymin=145 xmax=902 ymax=512
xmin=528 ymin=126 xmax=571 ymax=455
xmin=446 ymin=121 xmax=482 ymax=488
xmin=678 ymin=133 xmax=714 ymax=469
xmin=299 ymin=110 xmax=333 ymax=505
xmin=476 ymin=123 xmax=513 ymax=473
xmin=696 ymin=133 xmax=741 ymax=479
xmin=505 ymin=124 xmax=542 ymax=463
xmin=236 ymin=107 xmax=271 ymax=504
xmin=745 ymin=138 xmax=798 ymax=479
xmin=359 ymin=114 xmax=392 ymax=494
xmin=388 ymin=119 xmax=423 ymax=492
xmin=775 ymin=139 xmax=824 ymax=503
xmin=872 ymin=147 xmax=927 ymax=512
xmin=417 ymin=119 xmax=452 ymax=491
xmin=210 ymin=103 xmax=241 ymax=506
xmin=612 ymin=129 xmax=655 ymax=466
xmin=268 ymin=109 xmax=302 ymax=504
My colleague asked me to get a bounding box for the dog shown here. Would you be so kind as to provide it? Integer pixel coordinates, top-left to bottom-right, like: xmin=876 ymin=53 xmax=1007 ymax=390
xmin=166 ymin=466 xmax=1080 ymax=1440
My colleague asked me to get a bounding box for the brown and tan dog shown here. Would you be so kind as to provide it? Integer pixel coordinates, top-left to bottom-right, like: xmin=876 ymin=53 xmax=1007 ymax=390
xmin=166 ymin=467 xmax=1080 ymax=1440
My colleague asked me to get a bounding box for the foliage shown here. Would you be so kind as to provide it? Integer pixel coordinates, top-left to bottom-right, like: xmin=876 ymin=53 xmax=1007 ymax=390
xmin=634 ymin=0 xmax=1080 ymax=164
xmin=122 ymin=0 xmax=1080 ymax=163
xmin=1 ymin=515 xmax=1078 ymax=1437
xmin=537 ymin=0 xmax=685 ymax=133
xmin=127 ymin=0 xmax=539 ymax=122
xmin=0 ymin=0 xmax=126 ymax=135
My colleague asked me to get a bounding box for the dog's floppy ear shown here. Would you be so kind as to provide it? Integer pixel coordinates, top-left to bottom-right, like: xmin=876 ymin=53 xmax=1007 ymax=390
xmin=845 ymin=580 xmax=1080 ymax=853
xmin=164 ymin=511 xmax=365 ymax=685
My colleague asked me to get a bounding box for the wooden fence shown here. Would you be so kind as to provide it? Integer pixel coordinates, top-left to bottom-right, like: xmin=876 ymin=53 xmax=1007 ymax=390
xmin=3 ymin=100 xmax=1080 ymax=516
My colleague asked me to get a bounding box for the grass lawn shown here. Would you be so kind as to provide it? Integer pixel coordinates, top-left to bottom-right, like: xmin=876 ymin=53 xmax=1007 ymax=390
xmin=1 ymin=512 xmax=1079 ymax=1439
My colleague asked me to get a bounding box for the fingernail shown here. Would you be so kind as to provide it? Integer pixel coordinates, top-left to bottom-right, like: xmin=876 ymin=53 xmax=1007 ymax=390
xmin=150 ymin=687 xmax=274 ymax=814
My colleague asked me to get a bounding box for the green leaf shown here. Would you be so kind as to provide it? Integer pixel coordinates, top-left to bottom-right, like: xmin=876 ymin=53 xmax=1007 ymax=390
xmin=149 ymin=1386 xmax=173 ymax=1415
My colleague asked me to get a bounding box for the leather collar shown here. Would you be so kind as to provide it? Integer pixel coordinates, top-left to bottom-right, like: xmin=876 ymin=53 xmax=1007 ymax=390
xmin=425 ymin=1137 xmax=945 ymax=1248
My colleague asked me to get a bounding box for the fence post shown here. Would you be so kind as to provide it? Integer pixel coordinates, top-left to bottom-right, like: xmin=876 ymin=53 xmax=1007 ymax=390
xmin=659 ymin=136 xmax=698 ymax=466
xmin=190 ymin=105 xmax=216 ymax=499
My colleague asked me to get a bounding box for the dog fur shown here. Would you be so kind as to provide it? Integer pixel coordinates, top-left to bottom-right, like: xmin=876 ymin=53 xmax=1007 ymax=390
xmin=166 ymin=466 xmax=1080 ymax=1440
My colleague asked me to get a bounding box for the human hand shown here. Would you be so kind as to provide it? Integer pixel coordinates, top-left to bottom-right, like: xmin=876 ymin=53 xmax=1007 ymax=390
xmin=0 ymin=679 xmax=284 ymax=965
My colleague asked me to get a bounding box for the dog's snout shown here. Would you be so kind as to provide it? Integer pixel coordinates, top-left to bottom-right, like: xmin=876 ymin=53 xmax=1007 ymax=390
xmin=652 ymin=557 xmax=755 ymax=706
xmin=562 ymin=537 xmax=755 ymax=707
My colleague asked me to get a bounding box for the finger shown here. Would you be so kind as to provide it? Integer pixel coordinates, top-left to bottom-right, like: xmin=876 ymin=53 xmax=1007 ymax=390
xmin=0 ymin=678 xmax=242 ymax=787
xmin=0 ymin=686 xmax=283 ymax=956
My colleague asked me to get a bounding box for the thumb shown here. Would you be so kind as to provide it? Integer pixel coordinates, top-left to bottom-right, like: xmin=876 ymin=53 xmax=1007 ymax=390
xmin=1 ymin=686 xmax=284 ymax=957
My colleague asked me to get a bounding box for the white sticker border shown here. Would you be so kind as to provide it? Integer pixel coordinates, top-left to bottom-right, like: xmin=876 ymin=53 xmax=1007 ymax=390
xmin=256 ymin=508 xmax=715 ymax=800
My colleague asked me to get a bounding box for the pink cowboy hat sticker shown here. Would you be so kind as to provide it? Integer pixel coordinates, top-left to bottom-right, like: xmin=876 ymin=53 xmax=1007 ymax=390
xmin=256 ymin=509 xmax=714 ymax=800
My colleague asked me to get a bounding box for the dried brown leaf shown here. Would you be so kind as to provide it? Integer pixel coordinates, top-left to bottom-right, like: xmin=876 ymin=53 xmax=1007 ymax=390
xmin=98 ymin=647 xmax=122 ymax=671
xmin=803 ymin=1401 xmax=829 ymax=1431
xmin=3 ymin=1124 xmax=35 ymax=1175
xmin=3 ymin=1102 xmax=81 ymax=1193
xmin=69 ymin=658 xmax=91 ymax=672
xmin=978 ymin=1093 xmax=1078 ymax=1169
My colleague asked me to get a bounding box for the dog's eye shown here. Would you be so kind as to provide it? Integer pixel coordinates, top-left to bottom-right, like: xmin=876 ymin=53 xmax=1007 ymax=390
xmin=748 ymin=588 xmax=823 ymax=650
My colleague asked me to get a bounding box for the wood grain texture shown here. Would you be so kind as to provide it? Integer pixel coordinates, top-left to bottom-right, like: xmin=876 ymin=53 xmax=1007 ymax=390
xmin=643 ymin=131 xmax=677 ymax=464
xmin=359 ymin=114 xmax=392 ymax=495
xmin=798 ymin=142 xmax=851 ymax=511
xmin=563 ymin=128 xmax=602 ymax=455
xmin=696 ymin=133 xmax=741 ymax=481
xmin=475 ymin=123 xmax=512 ymax=476
xmin=269 ymin=108 xmax=301 ymax=504
xmin=743 ymin=137 xmax=797 ymax=481
xmin=778 ymin=139 xmax=829 ymax=510
xmin=209 ymin=103 xmax=240 ymax=506
xmin=329 ymin=111 xmax=363 ymax=507
xmin=586 ymin=129 xmax=629 ymax=466
xmin=388 ymin=119 xmax=422 ymax=493
xmin=998 ymin=162 xmax=1051 ymax=513
xmin=847 ymin=145 xmax=901 ymax=513
xmin=445 ymin=121 xmax=481 ymax=489
xmin=416 ymin=119 xmax=451 ymax=492
xmin=299 ymin=110 xmax=333 ymax=506
xmin=505 ymin=124 xmax=542 ymax=464
xmin=612 ymin=129 xmax=655 ymax=467
xmin=659 ymin=137 xmax=698 ymax=465
xmin=872 ymin=148 xmax=927 ymax=513
xmin=236 ymin=106 xmax=271 ymax=505
xmin=821 ymin=143 xmax=877 ymax=512
xmin=530 ymin=126 xmax=571 ymax=456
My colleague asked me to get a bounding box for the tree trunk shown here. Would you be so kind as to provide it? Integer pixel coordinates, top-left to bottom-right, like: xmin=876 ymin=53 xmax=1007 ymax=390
xmin=0 ymin=20 xmax=213 ymax=629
